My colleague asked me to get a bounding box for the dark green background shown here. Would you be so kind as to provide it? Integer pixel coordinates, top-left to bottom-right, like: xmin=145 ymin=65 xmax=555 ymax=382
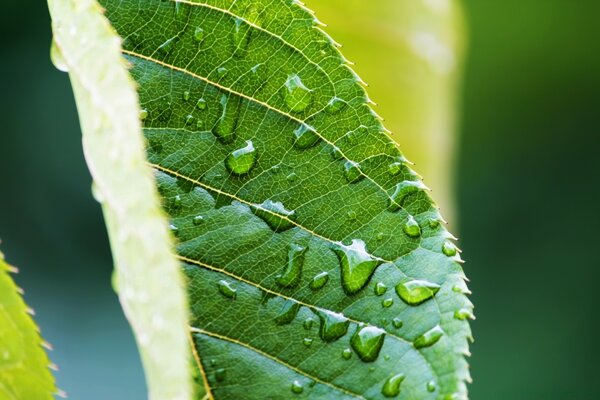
xmin=1 ymin=1 xmax=598 ymax=399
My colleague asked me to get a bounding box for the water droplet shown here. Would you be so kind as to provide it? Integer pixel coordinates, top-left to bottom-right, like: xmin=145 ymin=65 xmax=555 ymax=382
xmin=392 ymin=318 xmax=403 ymax=329
xmin=291 ymin=380 xmax=304 ymax=394
xmin=196 ymin=120 xmax=204 ymax=130
xmin=277 ymin=243 xmax=307 ymax=288
xmin=347 ymin=210 xmax=357 ymax=220
xmin=158 ymin=36 xmax=177 ymax=54
xmin=331 ymin=145 xmax=344 ymax=160
xmin=427 ymin=380 xmax=436 ymax=392
xmin=403 ymin=215 xmax=421 ymax=238
xmin=342 ymin=348 xmax=353 ymax=360
xmin=381 ymin=373 xmax=405 ymax=397
xmin=183 ymin=91 xmax=190 ymax=101
xmin=374 ymin=282 xmax=387 ymax=296
xmin=140 ymin=109 xmax=148 ymax=120
xmin=193 ymin=215 xmax=205 ymax=225
xmin=169 ymin=224 xmax=179 ymax=236
xmin=252 ymin=199 xmax=295 ymax=232
xmin=303 ymin=338 xmax=313 ymax=346
xmin=283 ymin=74 xmax=313 ymax=112
xmin=193 ymin=27 xmax=205 ymax=42
xmin=395 ymin=278 xmax=440 ymax=306
xmin=384 ymin=354 xmax=391 ymax=361
xmin=173 ymin=195 xmax=183 ymax=208
xmin=454 ymin=308 xmax=475 ymax=320
xmin=185 ymin=114 xmax=194 ymax=124
xmin=429 ymin=218 xmax=440 ymax=229
xmin=310 ymin=271 xmax=329 ymax=290
xmin=217 ymin=67 xmax=228 ymax=78
xmin=382 ymin=298 xmax=394 ymax=308
xmin=50 ymin=39 xmax=69 ymax=72
xmin=376 ymin=232 xmax=385 ymax=241
xmin=388 ymin=161 xmax=403 ymax=176
xmin=346 ymin=130 xmax=358 ymax=145
xmin=274 ymin=300 xmax=301 ymax=325
xmin=217 ymin=280 xmax=237 ymax=299
xmin=388 ymin=181 xmax=427 ymax=211
xmin=325 ymin=96 xmax=347 ymax=114
xmin=293 ymin=124 xmax=320 ymax=149
xmin=213 ymin=94 xmax=240 ymax=143
xmin=414 ymin=324 xmax=444 ymax=349
xmin=196 ymin=98 xmax=207 ymax=110
xmin=442 ymin=241 xmax=458 ymax=256
xmin=334 ymin=239 xmax=382 ymax=295
xmin=344 ymin=160 xmax=364 ymax=183
xmin=351 ymin=325 xmax=386 ymax=362
xmin=286 ymin=173 xmax=298 ymax=183
xmin=215 ymin=368 xmax=226 ymax=382
xmin=303 ymin=318 xmax=315 ymax=330
xmin=233 ymin=18 xmax=251 ymax=52
xmin=318 ymin=310 xmax=350 ymax=342
xmin=225 ymin=140 xmax=256 ymax=175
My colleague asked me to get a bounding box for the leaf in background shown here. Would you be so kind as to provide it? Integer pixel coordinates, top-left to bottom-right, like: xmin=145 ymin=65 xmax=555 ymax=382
xmin=47 ymin=0 xmax=192 ymax=399
xmin=100 ymin=0 xmax=473 ymax=399
xmin=0 ymin=251 xmax=56 ymax=399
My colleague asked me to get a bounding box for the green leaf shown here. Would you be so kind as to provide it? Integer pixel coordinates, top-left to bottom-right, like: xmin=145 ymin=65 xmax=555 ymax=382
xmin=100 ymin=0 xmax=474 ymax=399
xmin=47 ymin=0 xmax=193 ymax=399
xmin=0 ymin=251 xmax=55 ymax=399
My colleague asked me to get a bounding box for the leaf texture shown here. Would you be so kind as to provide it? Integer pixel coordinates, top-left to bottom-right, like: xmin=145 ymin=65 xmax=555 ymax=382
xmin=100 ymin=0 xmax=474 ymax=398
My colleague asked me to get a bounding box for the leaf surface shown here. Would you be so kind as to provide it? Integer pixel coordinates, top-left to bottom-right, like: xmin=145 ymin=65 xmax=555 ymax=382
xmin=100 ymin=0 xmax=474 ymax=398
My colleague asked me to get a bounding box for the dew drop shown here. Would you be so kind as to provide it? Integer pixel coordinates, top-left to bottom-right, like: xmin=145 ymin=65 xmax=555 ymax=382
xmin=414 ymin=324 xmax=444 ymax=349
xmin=342 ymin=348 xmax=353 ymax=360
xmin=169 ymin=224 xmax=179 ymax=236
xmin=442 ymin=241 xmax=458 ymax=257
xmin=318 ymin=310 xmax=350 ymax=342
xmin=293 ymin=124 xmax=320 ymax=149
xmin=185 ymin=114 xmax=194 ymax=124
xmin=454 ymin=308 xmax=475 ymax=321
xmin=193 ymin=215 xmax=205 ymax=225
xmin=376 ymin=232 xmax=385 ymax=241
xmin=395 ymin=278 xmax=440 ymax=306
xmin=277 ymin=243 xmax=307 ymax=288
xmin=350 ymin=325 xmax=386 ymax=362
xmin=286 ymin=173 xmax=298 ymax=183
xmin=403 ymin=215 xmax=421 ymax=238
xmin=196 ymin=98 xmax=207 ymax=110
xmin=139 ymin=109 xmax=148 ymax=120
xmin=429 ymin=218 xmax=441 ymax=229
xmin=215 ymin=368 xmax=226 ymax=382
xmin=173 ymin=195 xmax=183 ymax=209
xmin=233 ymin=17 xmax=251 ymax=52
xmin=194 ymin=27 xmax=205 ymax=42
xmin=291 ymin=380 xmax=304 ymax=394
xmin=217 ymin=67 xmax=228 ymax=78
xmin=283 ymin=74 xmax=313 ymax=112
xmin=392 ymin=318 xmax=403 ymax=329
xmin=382 ymin=298 xmax=394 ymax=308
xmin=217 ymin=280 xmax=237 ymax=299
xmin=344 ymin=160 xmax=364 ymax=183
xmin=303 ymin=338 xmax=313 ymax=347
xmin=388 ymin=161 xmax=403 ymax=176
xmin=331 ymin=145 xmax=344 ymax=160
xmin=374 ymin=282 xmax=387 ymax=296
xmin=381 ymin=373 xmax=405 ymax=397
xmin=158 ymin=36 xmax=177 ymax=54
xmin=183 ymin=91 xmax=190 ymax=101
xmin=310 ymin=271 xmax=329 ymax=290
xmin=303 ymin=318 xmax=315 ymax=330
xmin=347 ymin=210 xmax=357 ymax=220
xmin=252 ymin=199 xmax=295 ymax=232
xmin=213 ymin=94 xmax=240 ymax=143
xmin=325 ymin=96 xmax=347 ymax=114
xmin=225 ymin=140 xmax=256 ymax=176
xmin=388 ymin=181 xmax=428 ymax=211
xmin=427 ymin=380 xmax=437 ymax=392
xmin=274 ymin=300 xmax=301 ymax=325
xmin=334 ymin=240 xmax=382 ymax=295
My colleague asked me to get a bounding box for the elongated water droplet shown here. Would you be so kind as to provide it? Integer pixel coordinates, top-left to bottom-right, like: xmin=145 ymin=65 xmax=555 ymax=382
xmin=403 ymin=215 xmax=421 ymax=238
xmin=318 ymin=310 xmax=350 ymax=342
xmin=388 ymin=181 xmax=428 ymax=211
xmin=274 ymin=300 xmax=301 ymax=325
xmin=382 ymin=298 xmax=394 ymax=308
xmin=442 ymin=241 xmax=458 ymax=256
xmin=215 ymin=368 xmax=226 ymax=382
xmin=196 ymin=98 xmax=207 ymax=110
xmin=344 ymin=160 xmax=364 ymax=183
xmin=326 ymin=96 xmax=346 ymax=114
xmin=293 ymin=124 xmax=320 ymax=149
xmin=427 ymin=380 xmax=436 ymax=392
xmin=310 ymin=271 xmax=329 ymax=290
xmin=252 ymin=200 xmax=295 ymax=232
xmin=382 ymin=373 xmax=405 ymax=397
xmin=429 ymin=218 xmax=441 ymax=229
xmin=213 ymin=94 xmax=240 ymax=143
xmin=303 ymin=318 xmax=314 ymax=330
xmin=395 ymin=278 xmax=440 ymax=305
xmin=454 ymin=308 xmax=475 ymax=320
xmin=374 ymin=282 xmax=387 ymax=296
xmin=225 ymin=140 xmax=256 ymax=175
xmin=194 ymin=27 xmax=205 ymax=42
xmin=291 ymin=380 xmax=304 ymax=394
xmin=303 ymin=338 xmax=313 ymax=347
xmin=50 ymin=39 xmax=69 ymax=72
xmin=277 ymin=244 xmax=307 ymax=288
xmin=392 ymin=317 xmax=403 ymax=329
xmin=158 ymin=36 xmax=177 ymax=54
xmin=351 ymin=326 xmax=385 ymax=362
xmin=233 ymin=17 xmax=251 ymax=52
xmin=286 ymin=173 xmax=298 ymax=183
xmin=183 ymin=91 xmax=190 ymax=101
xmin=334 ymin=240 xmax=382 ymax=295
xmin=331 ymin=145 xmax=344 ymax=160
xmin=283 ymin=74 xmax=313 ymax=112
xmin=217 ymin=280 xmax=237 ymax=299
xmin=414 ymin=324 xmax=444 ymax=349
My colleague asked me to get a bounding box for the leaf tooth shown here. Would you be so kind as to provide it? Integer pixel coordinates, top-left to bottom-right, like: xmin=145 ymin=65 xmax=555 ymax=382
xmin=49 ymin=362 xmax=60 ymax=371
xmin=55 ymin=389 xmax=68 ymax=398
xmin=42 ymin=340 xmax=54 ymax=351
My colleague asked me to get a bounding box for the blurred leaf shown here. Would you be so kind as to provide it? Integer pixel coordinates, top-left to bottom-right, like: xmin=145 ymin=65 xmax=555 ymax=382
xmin=47 ymin=0 xmax=193 ymax=399
xmin=0 ymin=251 xmax=55 ymax=399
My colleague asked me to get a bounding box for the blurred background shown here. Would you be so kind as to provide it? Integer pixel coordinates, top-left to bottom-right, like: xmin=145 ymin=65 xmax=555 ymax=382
xmin=1 ymin=0 xmax=599 ymax=399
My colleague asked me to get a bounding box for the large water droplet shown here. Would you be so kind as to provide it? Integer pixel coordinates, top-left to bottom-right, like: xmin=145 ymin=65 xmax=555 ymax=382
xmin=225 ymin=140 xmax=256 ymax=175
xmin=403 ymin=215 xmax=421 ymax=238
xmin=442 ymin=241 xmax=458 ymax=257
xmin=277 ymin=243 xmax=307 ymax=288
xmin=334 ymin=240 xmax=382 ymax=295
xmin=395 ymin=278 xmax=440 ymax=306
xmin=293 ymin=124 xmax=320 ymax=149
xmin=414 ymin=324 xmax=444 ymax=349
xmin=310 ymin=272 xmax=329 ymax=290
xmin=283 ymin=74 xmax=313 ymax=112
xmin=193 ymin=27 xmax=205 ymax=42
xmin=351 ymin=325 xmax=385 ymax=362
xmin=196 ymin=98 xmax=207 ymax=110
xmin=454 ymin=308 xmax=474 ymax=321
xmin=325 ymin=96 xmax=347 ymax=114
xmin=344 ymin=161 xmax=364 ymax=183
xmin=274 ymin=300 xmax=301 ymax=325
xmin=252 ymin=200 xmax=295 ymax=232
xmin=217 ymin=280 xmax=237 ymax=299
xmin=291 ymin=380 xmax=304 ymax=394
xmin=213 ymin=94 xmax=240 ymax=143
xmin=318 ymin=310 xmax=350 ymax=342
xmin=381 ymin=373 xmax=405 ymax=397
xmin=388 ymin=181 xmax=428 ymax=211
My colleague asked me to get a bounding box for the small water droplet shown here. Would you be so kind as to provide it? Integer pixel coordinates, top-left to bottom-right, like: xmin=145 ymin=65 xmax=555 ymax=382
xmin=331 ymin=145 xmax=344 ymax=160
xmin=303 ymin=318 xmax=315 ymax=330
xmin=384 ymin=354 xmax=391 ymax=361
xmin=291 ymin=380 xmax=304 ymax=394
xmin=217 ymin=67 xmax=228 ymax=77
xmin=310 ymin=271 xmax=329 ymax=290
xmin=334 ymin=240 xmax=382 ymax=295
xmin=293 ymin=124 xmax=320 ymax=149
xmin=185 ymin=114 xmax=194 ymax=124
xmin=414 ymin=324 xmax=444 ymax=349
xmin=376 ymin=232 xmax=385 ymax=241
xmin=403 ymin=215 xmax=421 ymax=238
xmin=193 ymin=215 xmax=205 ymax=225
xmin=277 ymin=243 xmax=307 ymax=288
xmin=193 ymin=27 xmax=205 ymax=42
xmin=395 ymin=278 xmax=440 ymax=306
xmin=342 ymin=348 xmax=353 ymax=360
xmin=196 ymin=98 xmax=207 ymax=110
xmin=442 ymin=241 xmax=458 ymax=257
xmin=173 ymin=195 xmax=183 ymax=208
xmin=351 ymin=325 xmax=386 ymax=362
xmin=233 ymin=17 xmax=251 ymax=52
xmin=303 ymin=338 xmax=313 ymax=346
xmin=283 ymin=74 xmax=313 ymax=112
xmin=344 ymin=160 xmax=364 ymax=183
xmin=158 ymin=36 xmax=177 ymax=54
xmin=429 ymin=218 xmax=441 ymax=229
xmin=427 ymin=380 xmax=436 ymax=392
xmin=318 ymin=310 xmax=350 ymax=342
xmin=274 ymin=300 xmax=301 ymax=325
xmin=388 ymin=161 xmax=403 ymax=176
xmin=217 ymin=280 xmax=237 ymax=299
xmin=252 ymin=199 xmax=295 ymax=232
xmin=286 ymin=173 xmax=298 ymax=183
xmin=382 ymin=298 xmax=394 ymax=308
xmin=347 ymin=210 xmax=357 ymax=220
xmin=169 ymin=224 xmax=179 ymax=235
xmin=183 ymin=91 xmax=190 ymax=101
xmin=454 ymin=308 xmax=474 ymax=320
xmin=392 ymin=318 xmax=403 ymax=329
xmin=140 ymin=109 xmax=148 ymax=120
xmin=381 ymin=373 xmax=405 ymax=397
xmin=388 ymin=181 xmax=427 ymax=211
xmin=375 ymin=282 xmax=387 ymax=296
xmin=213 ymin=94 xmax=240 ymax=143
xmin=325 ymin=96 xmax=347 ymax=114
xmin=225 ymin=140 xmax=256 ymax=175
xmin=215 ymin=368 xmax=226 ymax=382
